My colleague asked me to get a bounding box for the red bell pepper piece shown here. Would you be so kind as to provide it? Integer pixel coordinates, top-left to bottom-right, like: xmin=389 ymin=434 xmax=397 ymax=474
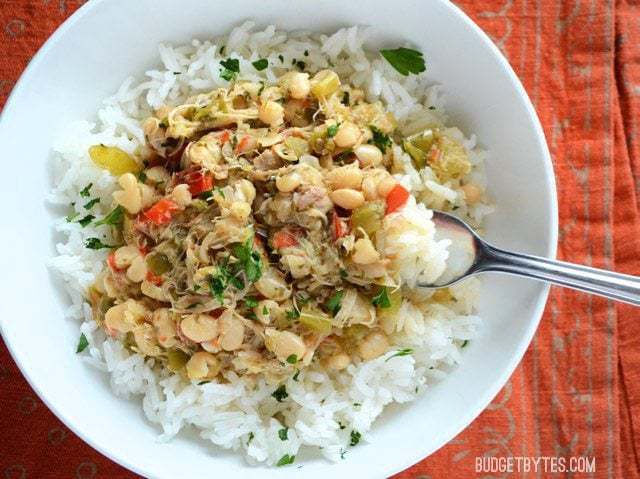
xmin=272 ymin=230 xmax=299 ymax=249
xmin=385 ymin=184 xmax=410 ymax=215
xmin=146 ymin=270 xmax=164 ymax=286
xmin=143 ymin=198 xmax=181 ymax=225
xmin=181 ymin=170 xmax=213 ymax=196
xmin=331 ymin=210 xmax=348 ymax=240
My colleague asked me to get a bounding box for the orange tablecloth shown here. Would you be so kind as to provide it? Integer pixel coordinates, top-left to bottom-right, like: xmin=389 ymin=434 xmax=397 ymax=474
xmin=1 ymin=1 xmax=639 ymax=477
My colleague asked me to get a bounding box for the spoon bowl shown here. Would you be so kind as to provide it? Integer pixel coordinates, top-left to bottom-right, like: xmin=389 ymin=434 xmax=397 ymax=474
xmin=425 ymin=211 xmax=640 ymax=306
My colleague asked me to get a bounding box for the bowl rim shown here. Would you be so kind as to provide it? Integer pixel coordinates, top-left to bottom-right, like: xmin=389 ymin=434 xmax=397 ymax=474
xmin=0 ymin=0 xmax=558 ymax=476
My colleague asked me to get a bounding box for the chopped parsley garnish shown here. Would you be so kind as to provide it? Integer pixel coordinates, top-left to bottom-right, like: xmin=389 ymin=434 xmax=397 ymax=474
xmin=272 ymin=385 xmax=288 ymax=402
xmin=94 ymin=205 xmax=124 ymax=227
xmin=232 ymin=236 xmax=263 ymax=283
xmin=368 ymin=125 xmax=392 ymax=153
xmin=84 ymin=238 xmax=117 ymax=250
xmin=295 ymin=60 xmax=306 ymax=71
xmin=371 ymin=286 xmax=391 ymax=308
xmin=247 ymin=432 xmax=254 ymax=445
xmin=379 ymin=47 xmax=426 ymax=76
xmin=276 ymin=454 xmax=295 ymax=467
xmin=219 ymin=45 xmax=226 ymax=55
xmin=79 ymin=183 xmax=92 ymax=197
xmin=173 ymin=71 xmax=181 ymax=75
xmin=66 ymin=211 xmax=80 ymax=222
xmin=428 ymin=105 xmax=437 ymax=110
xmin=385 ymin=348 xmax=414 ymax=361
xmin=326 ymin=290 xmax=344 ymax=316
xmin=278 ymin=427 xmax=289 ymax=441
xmin=278 ymin=54 xmax=284 ymax=63
xmin=76 ymin=333 xmax=89 ymax=353
xmin=326 ymin=123 xmax=340 ymax=138
xmin=252 ymin=58 xmax=269 ymax=71
xmin=244 ymin=296 xmax=259 ymax=308
xmin=215 ymin=186 xmax=226 ymax=199
xmin=257 ymin=81 xmax=265 ymax=96
xmin=292 ymin=370 xmax=300 ymax=381
xmin=262 ymin=305 xmax=269 ymax=315
xmin=350 ymin=430 xmax=361 ymax=446
xmin=246 ymin=312 xmax=258 ymax=321
xmin=340 ymin=448 xmax=347 ymax=459
xmin=83 ymin=198 xmax=100 ymax=210
xmin=138 ymin=171 xmax=147 ymax=183
xmin=208 ymin=273 xmax=227 ymax=303
xmin=220 ymin=57 xmax=240 ymax=81
xmin=339 ymin=268 xmax=348 ymax=279
xmin=338 ymin=421 xmax=346 ymax=430
xmin=78 ymin=214 xmax=95 ymax=227
xmin=342 ymin=91 xmax=350 ymax=106
xmin=286 ymin=354 xmax=298 ymax=364
xmin=198 ymin=380 xmax=211 ymax=385
xmin=286 ymin=308 xmax=300 ymax=320
xmin=461 ymin=340 xmax=469 ymax=348
xmin=199 ymin=190 xmax=213 ymax=200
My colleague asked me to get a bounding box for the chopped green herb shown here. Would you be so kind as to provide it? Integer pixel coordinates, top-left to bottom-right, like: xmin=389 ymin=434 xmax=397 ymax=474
xmin=252 ymin=58 xmax=269 ymax=71
xmin=244 ymin=296 xmax=259 ymax=308
xmin=428 ymin=105 xmax=436 ymax=110
xmin=350 ymin=430 xmax=361 ymax=446
xmin=461 ymin=340 xmax=469 ymax=348
xmin=338 ymin=421 xmax=346 ymax=430
xmin=295 ymin=60 xmax=306 ymax=71
xmin=292 ymin=370 xmax=300 ymax=381
xmin=278 ymin=54 xmax=284 ymax=63
xmin=385 ymin=348 xmax=414 ymax=361
xmin=79 ymin=183 xmax=92 ymax=197
xmin=66 ymin=211 xmax=80 ymax=222
xmin=326 ymin=123 xmax=340 ymax=138
xmin=76 ymin=333 xmax=89 ymax=353
xmin=94 ymin=205 xmax=124 ymax=227
xmin=84 ymin=238 xmax=117 ymax=250
xmin=257 ymin=81 xmax=265 ymax=96
xmin=379 ymin=47 xmax=426 ymax=76
xmin=232 ymin=236 xmax=263 ymax=283
xmin=198 ymin=380 xmax=211 ymax=385
xmin=219 ymin=45 xmax=226 ymax=55
xmin=304 ymin=50 xmax=309 ymax=57
xmin=371 ymin=287 xmax=391 ymax=308
xmin=286 ymin=308 xmax=300 ymax=320
xmin=228 ymin=274 xmax=245 ymax=290
xmin=286 ymin=354 xmax=298 ymax=364
xmin=353 ymin=402 xmax=361 ymax=407
xmin=272 ymin=385 xmax=288 ymax=402
xmin=173 ymin=71 xmax=181 ymax=75
xmin=199 ymin=190 xmax=213 ymax=200
xmin=339 ymin=268 xmax=348 ymax=279
xmin=208 ymin=274 xmax=226 ymax=303
xmin=215 ymin=186 xmax=226 ymax=199
xmin=278 ymin=427 xmax=289 ymax=441
xmin=138 ymin=171 xmax=147 ymax=182
xmin=262 ymin=305 xmax=269 ymax=315
xmin=326 ymin=290 xmax=344 ymax=316
xmin=369 ymin=125 xmax=392 ymax=153
xmin=83 ymin=198 xmax=100 ymax=210
xmin=78 ymin=214 xmax=95 ymax=227
xmin=340 ymin=448 xmax=347 ymax=459
xmin=277 ymin=454 xmax=295 ymax=467
xmin=220 ymin=57 xmax=240 ymax=81
xmin=247 ymin=432 xmax=254 ymax=445
xmin=342 ymin=91 xmax=350 ymax=106
xmin=246 ymin=312 xmax=258 ymax=321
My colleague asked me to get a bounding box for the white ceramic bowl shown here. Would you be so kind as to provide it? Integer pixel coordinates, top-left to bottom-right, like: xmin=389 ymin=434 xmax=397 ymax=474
xmin=0 ymin=0 xmax=557 ymax=477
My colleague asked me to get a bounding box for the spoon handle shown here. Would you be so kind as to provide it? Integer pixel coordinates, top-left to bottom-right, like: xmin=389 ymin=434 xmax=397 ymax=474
xmin=478 ymin=244 xmax=640 ymax=306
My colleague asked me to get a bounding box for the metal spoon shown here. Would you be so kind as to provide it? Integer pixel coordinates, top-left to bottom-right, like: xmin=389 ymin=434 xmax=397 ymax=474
xmin=424 ymin=211 xmax=640 ymax=306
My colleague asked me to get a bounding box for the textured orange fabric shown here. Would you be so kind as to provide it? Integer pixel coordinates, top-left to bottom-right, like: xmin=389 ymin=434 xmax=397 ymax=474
xmin=1 ymin=1 xmax=639 ymax=478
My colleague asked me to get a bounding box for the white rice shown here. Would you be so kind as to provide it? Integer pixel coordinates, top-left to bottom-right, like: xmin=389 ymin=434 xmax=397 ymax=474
xmin=48 ymin=23 xmax=487 ymax=466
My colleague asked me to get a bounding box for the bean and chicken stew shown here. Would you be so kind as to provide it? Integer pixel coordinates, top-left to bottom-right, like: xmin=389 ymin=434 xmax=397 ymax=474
xmin=87 ymin=69 xmax=474 ymax=384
